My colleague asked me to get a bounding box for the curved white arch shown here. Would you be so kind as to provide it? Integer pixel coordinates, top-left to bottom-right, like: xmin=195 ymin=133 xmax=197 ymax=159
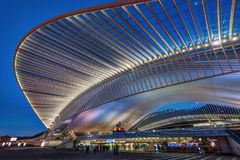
xmin=63 ymin=72 xmax=240 ymax=133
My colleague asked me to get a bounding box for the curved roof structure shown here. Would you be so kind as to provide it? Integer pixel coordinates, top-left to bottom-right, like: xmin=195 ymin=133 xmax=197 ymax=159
xmin=130 ymin=103 xmax=240 ymax=131
xmin=14 ymin=0 xmax=240 ymax=132
xmin=60 ymin=73 xmax=240 ymax=134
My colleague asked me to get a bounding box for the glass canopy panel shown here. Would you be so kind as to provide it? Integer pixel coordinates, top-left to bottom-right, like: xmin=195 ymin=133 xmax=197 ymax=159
xmin=76 ymin=14 xmax=128 ymax=68
xmin=117 ymin=7 xmax=155 ymax=58
xmin=150 ymin=1 xmax=184 ymax=49
xmin=103 ymin=9 xmax=148 ymax=61
xmin=98 ymin=11 xmax=135 ymax=55
xmin=148 ymin=1 xmax=177 ymax=51
xmin=233 ymin=0 xmax=240 ymax=35
xmin=47 ymin=21 xmax=119 ymax=69
xmin=137 ymin=3 xmax=169 ymax=54
xmin=221 ymin=0 xmax=231 ymax=38
xmin=190 ymin=0 xmax=209 ymax=43
xmin=161 ymin=0 xmax=192 ymax=47
xmin=175 ymin=0 xmax=200 ymax=46
xmin=87 ymin=11 xmax=135 ymax=63
xmin=138 ymin=3 xmax=172 ymax=53
xmin=126 ymin=5 xmax=165 ymax=56
xmin=205 ymin=0 xmax=218 ymax=40
xmin=61 ymin=18 xmax=120 ymax=70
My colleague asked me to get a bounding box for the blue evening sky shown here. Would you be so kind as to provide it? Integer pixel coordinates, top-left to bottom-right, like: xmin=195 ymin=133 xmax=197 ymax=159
xmin=0 ymin=0 xmax=115 ymax=137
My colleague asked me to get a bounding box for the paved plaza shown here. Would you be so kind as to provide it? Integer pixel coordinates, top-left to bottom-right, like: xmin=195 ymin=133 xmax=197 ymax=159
xmin=0 ymin=148 xmax=239 ymax=160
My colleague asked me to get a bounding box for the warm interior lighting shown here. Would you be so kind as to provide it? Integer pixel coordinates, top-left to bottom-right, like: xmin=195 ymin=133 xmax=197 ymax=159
xmin=41 ymin=141 xmax=45 ymax=147
xmin=222 ymin=39 xmax=227 ymax=43
xmin=212 ymin=40 xmax=220 ymax=45
xmin=232 ymin=36 xmax=239 ymax=41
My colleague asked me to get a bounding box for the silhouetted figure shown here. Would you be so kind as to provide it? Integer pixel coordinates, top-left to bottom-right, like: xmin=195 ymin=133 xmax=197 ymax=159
xmin=75 ymin=145 xmax=79 ymax=151
xmin=113 ymin=145 xmax=119 ymax=155
xmin=86 ymin=146 xmax=89 ymax=153
xmin=116 ymin=145 xmax=119 ymax=155
xmin=113 ymin=146 xmax=116 ymax=155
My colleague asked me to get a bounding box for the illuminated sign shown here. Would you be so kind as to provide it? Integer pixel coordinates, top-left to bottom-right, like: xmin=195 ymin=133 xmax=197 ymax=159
xmin=41 ymin=141 xmax=45 ymax=147
xmin=10 ymin=137 xmax=17 ymax=142
xmin=106 ymin=139 xmax=115 ymax=143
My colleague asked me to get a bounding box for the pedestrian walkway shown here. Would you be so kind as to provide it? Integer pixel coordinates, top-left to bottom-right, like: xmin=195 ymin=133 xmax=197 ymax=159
xmin=152 ymin=153 xmax=238 ymax=160
xmin=0 ymin=148 xmax=238 ymax=160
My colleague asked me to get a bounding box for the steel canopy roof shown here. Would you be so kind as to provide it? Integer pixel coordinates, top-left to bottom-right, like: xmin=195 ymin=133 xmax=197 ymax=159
xmin=14 ymin=0 xmax=240 ymax=128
